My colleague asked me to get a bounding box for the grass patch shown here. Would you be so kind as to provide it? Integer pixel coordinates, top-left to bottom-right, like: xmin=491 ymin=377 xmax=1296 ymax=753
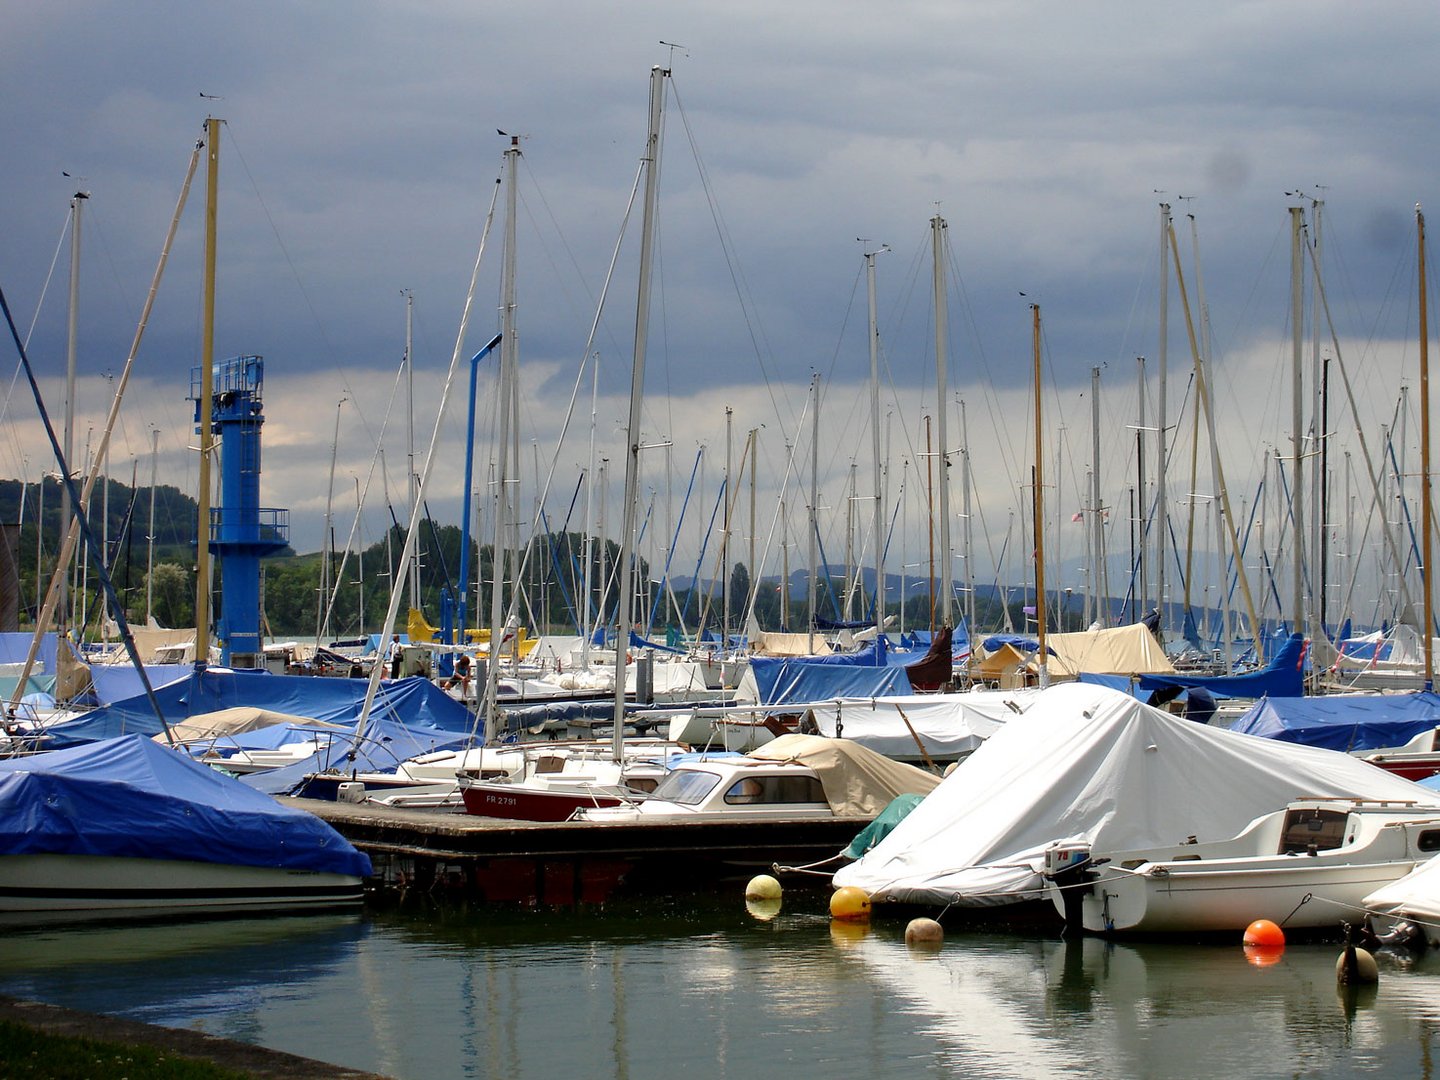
xmin=0 ymin=1018 xmax=249 ymax=1079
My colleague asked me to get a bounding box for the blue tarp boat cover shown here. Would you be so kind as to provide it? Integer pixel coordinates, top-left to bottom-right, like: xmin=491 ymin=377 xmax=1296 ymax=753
xmin=1229 ymin=690 xmax=1440 ymax=752
xmin=0 ymin=632 xmax=57 ymax=673
xmin=88 ymin=664 xmax=194 ymax=706
xmin=237 ymin=717 xmax=473 ymax=795
xmin=750 ymin=637 xmax=911 ymax=704
xmin=0 ymin=733 xmax=371 ymax=878
xmin=980 ymin=634 xmax=1055 ymax=657
xmin=1136 ymin=634 xmax=1307 ymax=700
xmin=628 ymin=630 xmax=684 ymax=655
xmin=36 ymin=669 xmax=474 ymax=748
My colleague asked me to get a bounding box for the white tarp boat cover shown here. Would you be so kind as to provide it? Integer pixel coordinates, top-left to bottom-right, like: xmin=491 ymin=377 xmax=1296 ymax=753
xmin=805 ymin=689 xmax=1037 ymax=760
xmin=1039 ymin=623 xmax=1175 ymax=677
xmin=746 ymin=733 xmax=941 ymax=816
xmin=833 ymin=682 xmax=1440 ymax=907
xmin=1363 ymin=853 xmax=1440 ymax=919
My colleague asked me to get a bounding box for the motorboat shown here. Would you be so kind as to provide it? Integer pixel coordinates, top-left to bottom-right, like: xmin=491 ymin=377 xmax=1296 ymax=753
xmin=458 ymin=738 xmax=685 ymax=822
xmin=573 ymin=756 xmax=833 ymax=823
xmin=0 ymin=734 xmax=370 ymax=916
xmin=833 ymin=683 xmax=1440 ymax=913
xmin=574 ymin=734 xmax=941 ymax=823
xmin=1045 ymin=798 xmax=1440 ymax=935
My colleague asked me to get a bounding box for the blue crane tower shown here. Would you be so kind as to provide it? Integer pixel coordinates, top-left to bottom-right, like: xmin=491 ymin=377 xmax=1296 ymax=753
xmin=190 ymin=355 xmax=289 ymax=668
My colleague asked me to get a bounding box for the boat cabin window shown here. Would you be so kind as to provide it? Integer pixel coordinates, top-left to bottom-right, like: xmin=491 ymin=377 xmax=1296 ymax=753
xmin=723 ymin=775 xmax=827 ymax=805
xmin=1279 ymin=808 xmax=1349 ymax=854
xmin=649 ymin=769 xmax=721 ymax=806
xmin=1417 ymin=830 xmax=1440 ymax=853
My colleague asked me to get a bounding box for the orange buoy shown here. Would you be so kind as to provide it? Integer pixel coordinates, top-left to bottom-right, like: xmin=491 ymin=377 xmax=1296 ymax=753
xmin=1243 ymin=919 xmax=1286 ymax=948
xmin=829 ymin=885 xmax=872 ymax=922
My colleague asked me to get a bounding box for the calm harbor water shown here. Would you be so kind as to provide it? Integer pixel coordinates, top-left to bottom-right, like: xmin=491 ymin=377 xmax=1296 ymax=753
xmin=0 ymin=896 xmax=1436 ymax=1079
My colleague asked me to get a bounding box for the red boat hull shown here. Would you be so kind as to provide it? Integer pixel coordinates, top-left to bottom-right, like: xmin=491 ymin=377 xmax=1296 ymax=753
xmin=461 ymin=783 xmax=624 ymax=822
xmin=1367 ymin=757 xmax=1440 ymax=783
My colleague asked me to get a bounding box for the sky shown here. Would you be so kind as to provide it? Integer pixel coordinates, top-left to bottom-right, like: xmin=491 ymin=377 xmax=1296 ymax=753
xmin=3 ymin=1 xmax=1439 ymax=626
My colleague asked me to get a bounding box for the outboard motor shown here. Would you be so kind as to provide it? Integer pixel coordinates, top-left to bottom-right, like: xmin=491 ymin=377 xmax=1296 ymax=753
xmin=1043 ymin=843 xmax=1105 ymax=937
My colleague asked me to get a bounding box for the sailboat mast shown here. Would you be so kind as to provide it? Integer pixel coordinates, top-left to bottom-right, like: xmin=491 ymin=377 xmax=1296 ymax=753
xmin=1156 ymin=203 xmax=1170 ymax=633
xmin=60 ymin=191 xmax=86 ymax=630
xmin=1090 ymin=365 xmax=1104 ymax=627
xmin=1419 ymin=205 xmax=1432 ymax=689
xmin=195 ymin=116 xmax=220 ymax=667
xmin=723 ymin=405 xmax=732 ymax=642
xmin=808 ymin=372 xmax=819 ymax=643
xmin=1289 ymin=205 xmax=1307 ymax=637
xmin=581 ymin=354 xmax=598 ymax=666
xmin=484 ymin=135 xmax=521 ymax=729
xmin=865 ymin=244 xmax=884 ymax=640
xmin=1135 ymin=355 xmax=1147 ymax=618
xmin=925 ymin=414 xmax=935 ymax=630
xmin=146 ymin=427 xmax=157 ymax=624
xmin=612 ymin=64 xmax=668 ymax=759
xmin=961 ymin=399 xmax=975 ymax=641
xmin=1033 ymin=303 xmax=1048 ymax=687
xmin=405 ymin=290 xmax=419 ymax=610
xmin=932 ymin=214 xmax=953 ymax=628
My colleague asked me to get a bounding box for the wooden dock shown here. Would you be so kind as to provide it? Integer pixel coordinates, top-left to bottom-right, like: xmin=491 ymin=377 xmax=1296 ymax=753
xmin=284 ymin=798 xmax=863 ymax=905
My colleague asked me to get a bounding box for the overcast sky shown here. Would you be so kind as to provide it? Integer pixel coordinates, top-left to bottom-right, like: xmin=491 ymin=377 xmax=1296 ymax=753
xmin=3 ymin=2 xmax=1438 ymax=623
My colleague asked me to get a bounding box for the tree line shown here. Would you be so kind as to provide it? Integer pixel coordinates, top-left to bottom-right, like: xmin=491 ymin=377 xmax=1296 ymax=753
xmin=1 ymin=477 xmax=1019 ymax=640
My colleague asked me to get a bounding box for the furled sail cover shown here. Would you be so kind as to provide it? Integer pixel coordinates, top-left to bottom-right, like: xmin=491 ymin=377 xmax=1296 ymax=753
xmin=0 ymin=733 xmax=371 ymax=877
xmin=1137 ymin=633 xmax=1306 ymax=699
xmin=832 ymin=682 xmax=1440 ymax=907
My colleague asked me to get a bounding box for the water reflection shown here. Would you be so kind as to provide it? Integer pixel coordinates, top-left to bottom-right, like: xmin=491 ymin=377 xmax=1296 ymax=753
xmin=843 ymin=930 xmax=1440 ymax=1080
xmin=0 ymin=899 xmax=1436 ymax=1078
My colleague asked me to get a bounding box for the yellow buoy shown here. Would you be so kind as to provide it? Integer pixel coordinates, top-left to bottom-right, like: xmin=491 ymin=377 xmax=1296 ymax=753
xmin=829 ymin=919 xmax=871 ymax=948
xmin=829 ymin=885 xmax=872 ymax=922
xmin=905 ymin=917 xmax=944 ymax=948
xmin=745 ymin=874 xmax=782 ymax=902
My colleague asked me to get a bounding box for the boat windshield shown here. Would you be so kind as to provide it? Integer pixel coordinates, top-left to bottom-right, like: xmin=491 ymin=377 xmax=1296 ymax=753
xmin=649 ymin=769 xmax=721 ymax=806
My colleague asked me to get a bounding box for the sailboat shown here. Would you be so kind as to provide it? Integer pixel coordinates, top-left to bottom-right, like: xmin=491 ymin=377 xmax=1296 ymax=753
xmin=455 ymin=66 xmax=688 ymax=821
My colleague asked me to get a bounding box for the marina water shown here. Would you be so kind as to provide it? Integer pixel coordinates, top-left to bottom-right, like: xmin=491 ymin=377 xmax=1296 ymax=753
xmin=0 ymin=896 xmax=1436 ymax=1078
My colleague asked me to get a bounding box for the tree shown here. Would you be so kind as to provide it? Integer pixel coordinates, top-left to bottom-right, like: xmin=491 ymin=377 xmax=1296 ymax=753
xmin=145 ymin=563 xmax=193 ymax=629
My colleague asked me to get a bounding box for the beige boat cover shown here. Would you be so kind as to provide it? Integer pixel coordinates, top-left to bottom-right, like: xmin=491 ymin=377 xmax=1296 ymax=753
xmin=751 ymin=632 xmax=832 ymax=657
xmin=1036 ymin=623 xmax=1175 ymax=677
xmin=155 ymin=706 xmax=343 ymax=744
xmin=748 ymin=733 xmax=941 ymax=816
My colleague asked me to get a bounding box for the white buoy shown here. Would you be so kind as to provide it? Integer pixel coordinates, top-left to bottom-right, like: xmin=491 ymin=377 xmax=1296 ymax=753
xmin=745 ymin=874 xmax=782 ymax=902
xmin=905 ymin=917 xmax=944 ymax=948
xmin=1337 ymin=944 xmax=1379 ymax=985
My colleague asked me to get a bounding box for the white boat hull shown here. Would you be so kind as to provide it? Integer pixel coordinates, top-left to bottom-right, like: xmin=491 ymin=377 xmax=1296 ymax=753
xmin=0 ymin=854 xmax=363 ymax=915
xmin=1071 ymin=857 xmax=1419 ymax=934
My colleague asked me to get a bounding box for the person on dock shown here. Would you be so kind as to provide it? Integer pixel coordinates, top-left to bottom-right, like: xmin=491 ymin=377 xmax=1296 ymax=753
xmin=387 ymin=634 xmax=403 ymax=680
xmin=443 ymin=654 xmax=472 ymax=699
